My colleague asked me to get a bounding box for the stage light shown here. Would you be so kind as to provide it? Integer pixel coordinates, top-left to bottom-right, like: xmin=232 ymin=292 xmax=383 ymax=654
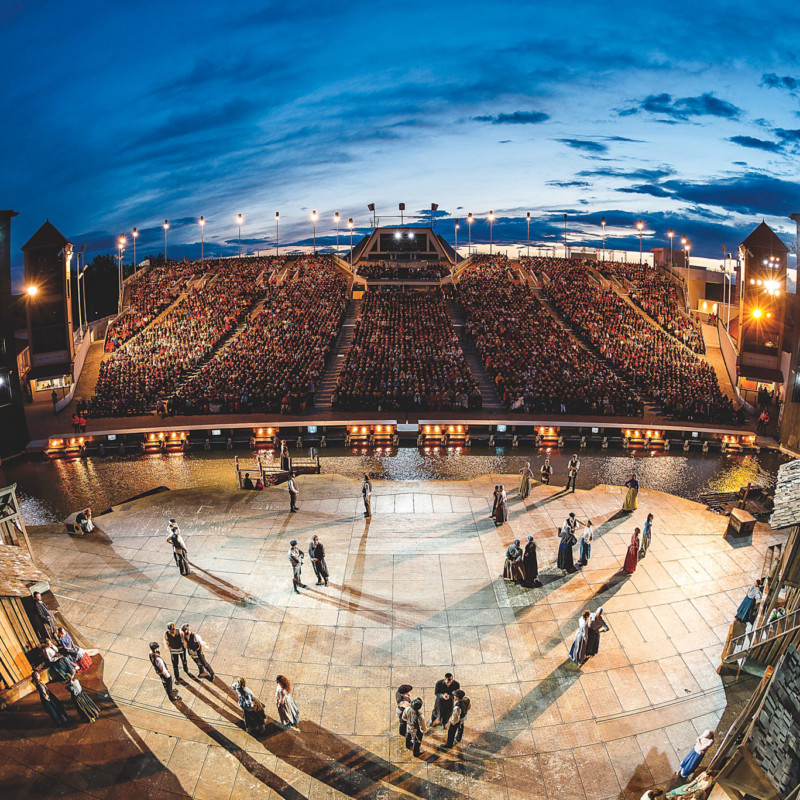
xmin=26 ymin=285 xmax=38 ymax=297
xmin=752 ymin=308 xmax=762 ymax=319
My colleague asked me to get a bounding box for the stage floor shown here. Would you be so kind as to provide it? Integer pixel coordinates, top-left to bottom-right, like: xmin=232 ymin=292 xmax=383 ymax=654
xmin=1 ymin=476 xmax=779 ymax=799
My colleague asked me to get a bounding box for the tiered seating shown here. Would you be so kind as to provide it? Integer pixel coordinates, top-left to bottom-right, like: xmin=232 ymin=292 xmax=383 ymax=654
xmin=104 ymin=261 xmax=208 ymax=352
xmin=458 ymin=256 xmax=642 ymax=416
xmin=536 ymin=259 xmax=740 ymax=423
xmin=175 ymin=255 xmax=347 ymax=414
xmin=332 ymin=289 xmax=481 ymax=411
xmin=357 ymin=262 xmax=450 ymax=280
xmin=89 ymin=257 xmax=280 ymax=416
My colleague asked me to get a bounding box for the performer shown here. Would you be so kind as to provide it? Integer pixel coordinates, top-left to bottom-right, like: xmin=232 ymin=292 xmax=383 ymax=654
xmin=32 ymin=591 xmax=58 ymax=639
xmin=502 ymin=540 xmax=525 ymax=585
xmin=362 ymin=474 xmax=373 ymax=518
xmin=31 ymin=669 xmax=69 ymax=726
xmin=429 ymin=673 xmax=460 ymax=728
xmin=519 ymin=462 xmax=534 ymax=499
xmin=569 ymin=611 xmax=590 ymax=664
xmin=735 ymin=579 xmax=762 ymax=624
xmin=558 ymin=513 xmax=579 ymax=573
xmin=182 ymin=623 xmax=215 ymax=680
xmin=289 ymin=540 xmax=306 ymax=593
xmin=585 ymin=607 xmax=609 ymax=656
xmin=395 ymin=684 xmax=413 ymax=736
xmin=578 ymin=520 xmax=594 ymax=566
xmin=495 ymin=485 xmax=508 ymax=525
xmin=445 ymin=690 xmax=470 ymax=748
xmin=566 ymin=455 xmax=580 ymax=493
xmin=678 ymin=730 xmax=715 ymax=778
xmin=308 ymin=535 xmax=329 ymax=586
xmin=280 ymin=441 xmax=292 ymax=472
xmin=287 ymin=472 xmax=299 ymax=512
xmin=275 ymin=675 xmax=300 ymax=730
xmin=540 ymin=459 xmax=552 ymax=486
xmin=167 ymin=520 xmax=190 ymax=575
xmin=622 ymin=474 xmax=639 ymax=512
xmin=641 ymin=513 xmax=654 ymax=555
xmin=522 ymin=535 xmax=539 ymax=586
xmin=232 ymin=676 xmax=266 ymax=734
xmin=623 ymin=528 xmax=641 ymax=574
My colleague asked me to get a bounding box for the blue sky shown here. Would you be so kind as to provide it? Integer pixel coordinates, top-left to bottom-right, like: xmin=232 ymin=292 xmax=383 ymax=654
xmin=3 ymin=0 xmax=799 ymax=285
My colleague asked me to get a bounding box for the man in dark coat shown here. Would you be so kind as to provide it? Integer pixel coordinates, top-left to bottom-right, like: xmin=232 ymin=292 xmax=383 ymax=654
xmin=32 ymin=591 xmax=57 ymax=639
xmin=522 ymin=534 xmax=540 ymax=586
xmin=429 ymin=673 xmax=460 ymax=728
xmin=308 ymin=535 xmax=329 ymax=586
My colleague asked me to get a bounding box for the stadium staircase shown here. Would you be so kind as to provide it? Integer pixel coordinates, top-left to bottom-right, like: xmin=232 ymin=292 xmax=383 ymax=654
xmin=313 ymin=299 xmax=361 ymax=410
xmin=446 ymin=301 xmax=504 ymax=412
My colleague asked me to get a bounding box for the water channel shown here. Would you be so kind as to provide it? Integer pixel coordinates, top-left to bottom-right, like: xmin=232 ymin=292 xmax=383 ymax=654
xmin=0 ymin=445 xmax=790 ymax=525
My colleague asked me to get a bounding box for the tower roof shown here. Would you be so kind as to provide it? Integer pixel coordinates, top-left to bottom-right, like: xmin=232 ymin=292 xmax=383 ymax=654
xmin=21 ymin=220 xmax=69 ymax=252
xmin=741 ymin=220 xmax=789 ymax=253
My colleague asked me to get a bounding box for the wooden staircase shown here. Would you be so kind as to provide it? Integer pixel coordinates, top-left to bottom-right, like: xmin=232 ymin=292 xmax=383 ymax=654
xmin=313 ymin=299 xmax=361 ymax=410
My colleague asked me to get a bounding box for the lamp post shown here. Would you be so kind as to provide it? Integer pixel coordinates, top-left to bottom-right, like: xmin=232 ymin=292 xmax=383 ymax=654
xmin=636 ymin=220 xmax=644 ymax=264
xmin=668 ymin=228 xmax=674 ymax=269
xmin=601 ymin=216 xmax=606 ymax=262
xmin=163 ymin=220 xmax=169 ymax=262
xmin=682 ymin=237 xmax=691 ymax=307
xmin=275 ymin=212 xmax=279 ymax=256
xmin=348 ymin=218 xmax=354 ymax=265
xmin=237 ymin=214 xmax=243 ymax=256
xmin=488 ymin=210 xmax=495 ymax=255
xmin=454 ymin=219 xmax=460 ymax=265
xmin=563 ymin=213 xmax=568 ymax=257
xmin=399 ymin=203 xmax=405 ymax=227
xmin=467 ymin=213 xmax=473 ymax=255
xmin=334 ymin=212 xmax=340 ymax=255
xmin=117 ymin=235 xmax=126 ymax=313
xmin=526 ymin=211 xmax=531 ymax=257
xmin=198 ymin=217 xmax=205 ymax=260
xmin=311 ymin=210 xmax=317 ymax=253
xmin=132 ymin=227 xmax=138 ymax=272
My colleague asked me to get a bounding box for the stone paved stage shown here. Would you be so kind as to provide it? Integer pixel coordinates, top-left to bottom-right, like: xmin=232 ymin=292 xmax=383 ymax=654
xmin=0 ymin=476 xmax=781 ymax=799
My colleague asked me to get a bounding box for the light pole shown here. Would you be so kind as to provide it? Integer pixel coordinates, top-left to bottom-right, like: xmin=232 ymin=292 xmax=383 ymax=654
xmin=467 ymin=213 xmax=473 ymax=255
xmin=275 ymin=212 xmax=280 ymax=256
xmin=563 ymin=213 xmax=567 ymax=257
xmin=526 ymin=212 xmax=531 ymax=257
xmin=668 ymin=228 xmax=674 ymax=269
xmin=399 ymin=203 xmax=405 ymax=227
xmin=334 ymin=212 xmax=340 ymax=255
xmin=199 ymin=217 xmax=205 ymax=260
xmin=237 ymin=214 xmax=243 ymax=256
xmin=682 ymin=237 xmax=691 ymax=307
xmin=488 ymin=211 xmax=494 ymax=255
xmin=163 ymin=220 xmax=169 ymax=262
xmin=132 ymin=227 xmax=138 ymax=272
xmin=311 ymin=210 xmax=317 ymax=253
xmin=117 ymin=235 xmax=126 ymax=313
xmin=636 ymin=220 xmax=644 ymax=264
xmin=601 ymin=216 xmax=606 ymax=261
xmin=454 ymin=219 xmax=459 ymax=265
xmin=348 ymin=218 xmax=354 ymax=265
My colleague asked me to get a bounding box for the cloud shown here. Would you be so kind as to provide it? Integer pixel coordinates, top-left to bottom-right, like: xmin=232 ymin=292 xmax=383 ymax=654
xmin=619 ymin=92 xmax=741 ymax=121
xmin=728 ymin=135 xmax=783 ymax=152
xmin=617 ymin=184 xmax=673 ymax=198
xmin=762 ymin=73 xmax=800 ymax=95
xmin=557 ymin=138 xmax=608 ymax=153
xmin=577 ymin=166 xmax=675 ymax=182
xmin=474 ymin=110 xmax=549 ymax=124
xmin=546 ymin=180 xmax=590 ymax=188
xmin=775 ymin=128 xmax=800 ymax=143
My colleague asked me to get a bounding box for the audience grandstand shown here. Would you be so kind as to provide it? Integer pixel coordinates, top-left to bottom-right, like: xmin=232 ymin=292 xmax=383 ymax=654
xmin=332 ymin=289 xmax=481 ymax=411
xmin=458 ymin=256 xmax=643 ymax=416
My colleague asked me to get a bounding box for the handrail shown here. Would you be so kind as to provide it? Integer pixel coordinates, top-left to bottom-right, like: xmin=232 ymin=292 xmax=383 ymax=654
xmin=723 ymin=608 xmax=800 ymax=663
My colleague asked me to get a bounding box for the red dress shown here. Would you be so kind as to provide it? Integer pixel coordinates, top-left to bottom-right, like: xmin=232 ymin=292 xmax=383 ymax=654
xmin=623 ymin=533 xmax=640 ymax=574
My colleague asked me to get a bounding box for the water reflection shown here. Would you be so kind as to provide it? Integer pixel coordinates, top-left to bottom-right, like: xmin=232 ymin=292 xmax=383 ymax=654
xmin=0 ymin=445 xmax=789 ymax=525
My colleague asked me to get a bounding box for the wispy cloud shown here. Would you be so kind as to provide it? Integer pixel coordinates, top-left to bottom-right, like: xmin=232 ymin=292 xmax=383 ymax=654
xmin=619 ymin=92 xmax=741 ymax=121
xmin=728 ymin=135 xmax=782 ymax=152
xmin=474 ymin=110 xmax=549 ymax=124
xmin=761 ymin=73 xmax=800 ymax=96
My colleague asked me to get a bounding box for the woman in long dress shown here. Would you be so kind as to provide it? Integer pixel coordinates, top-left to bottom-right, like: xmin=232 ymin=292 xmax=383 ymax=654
xmin=231 ymin=676 xmax=266 ymax=734
xmin=495 ymin=485 xmax=508 ymax=525
xmin=275 ymin=675 xmax=300 ymax=730
xmin=665 ymin=769 xmax=716 ymax=798
xmin=641 ymin=513 xmax=654 ymax=555
xmin=678 ymin=730 xmax=715 ymax=778
xmin=558 ymin=515 xmax=578 ymax=573
xmin=623 ymin=528 xmax=640 ymax=574
xmin=490 ymin=485 xmax=500 ymax=520
xmin=585 ymin=607 xmax=608 ymax=656
xmin=502 ymin=540 xmax=525 ymax=584
xmin=578 ymin=520 xmax=594 ymax=566
xmin=734 ymin=580 xmax=762 ymax=624
xmin=31 ymin=670 xmax=69 ymax=726
xmin=67 ymin=677 xmax=100 ymax=723
xmin=522 ymin=535 xmax=539 ymax=586
xmin=519 ymin=462 xmax=533 ymax=499
xmin=43 ymin=640 xmax=77 ymax=683
xmin=623 ymin=474 xmax=639 ymax=511
xmin=569 ymin=611 xmax=590 ymax=663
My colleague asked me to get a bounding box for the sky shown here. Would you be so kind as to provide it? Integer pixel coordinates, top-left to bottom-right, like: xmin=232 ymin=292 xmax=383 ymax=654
xmin=3 ymin=0 xmax=800 ymax=286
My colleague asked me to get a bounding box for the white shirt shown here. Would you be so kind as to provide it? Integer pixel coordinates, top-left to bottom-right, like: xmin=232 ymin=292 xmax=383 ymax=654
xmin=568 ymin=458 xmax=580 ymax=474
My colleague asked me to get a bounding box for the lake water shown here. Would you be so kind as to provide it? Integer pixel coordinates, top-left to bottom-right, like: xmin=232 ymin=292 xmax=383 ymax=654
xmin=0 ymin=445 xmax=790 ymax=525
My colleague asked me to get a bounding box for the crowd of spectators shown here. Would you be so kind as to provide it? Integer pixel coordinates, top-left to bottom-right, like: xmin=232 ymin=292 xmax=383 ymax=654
xmin=174 ymin=255 xmax=347 ymax=415
xmin=104 ymin=261 xmax=209 ymax=352
xmin=332 ymin=288 xmax=481 ymax=411
xmin=459 ymin=256 xmax=643 ymax=416
xmin=89 ymin=257 xmax=282 ymax=416
xmin=536 ymin=259 xmax=741 ymax=423
xmin=357 ymin=262 xmax=450 ymax=280
xmin=525 ymin=256 xmax=705 ymax=354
